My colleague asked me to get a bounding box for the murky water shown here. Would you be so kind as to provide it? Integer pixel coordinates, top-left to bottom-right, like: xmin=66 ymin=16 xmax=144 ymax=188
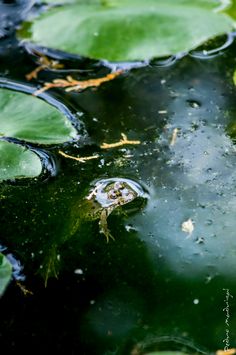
xmin=1 ymin=1 xmax=236 ymax=354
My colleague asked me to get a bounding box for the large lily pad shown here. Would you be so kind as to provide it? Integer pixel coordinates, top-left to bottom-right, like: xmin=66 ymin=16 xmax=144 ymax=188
xmin=19 ymin=0 xmax=234 ymax=61
xmin=0 ymin=141 xmax=42 ymax=182
xmin=0 ymin=252 xmax=12 ymax=296
xmin=0 ymin=89 xmax=77 ymax=144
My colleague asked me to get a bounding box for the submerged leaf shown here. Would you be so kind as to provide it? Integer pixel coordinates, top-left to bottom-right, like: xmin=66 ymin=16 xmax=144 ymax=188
xmin=0 ymin=253 xmax=12 ymax=297
xmin=0 ymin=141 xmax=42 ymax=181
xmin=19 ymin=0 xmax=234 ymax=61
xmin=0 ymin=89 xmax=77 ymax=144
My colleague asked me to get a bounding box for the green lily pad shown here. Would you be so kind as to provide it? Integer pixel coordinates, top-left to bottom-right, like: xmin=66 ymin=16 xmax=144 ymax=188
xmin=0 ymin=88 xmax=78 ymax=181
xmin=0 ymin=253 xmax=12 ymax=296
xmin=0 ymin=89 xmax=77 ymax=144
xmin=19 ymin=0 xmax=234 ymax=61
xmin=0 ymin=141 xmax=42 ymax=181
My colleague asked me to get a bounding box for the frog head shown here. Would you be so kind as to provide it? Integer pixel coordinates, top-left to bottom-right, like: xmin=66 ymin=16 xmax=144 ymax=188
xmin=86 ymin=178 xmax=148 ymax=242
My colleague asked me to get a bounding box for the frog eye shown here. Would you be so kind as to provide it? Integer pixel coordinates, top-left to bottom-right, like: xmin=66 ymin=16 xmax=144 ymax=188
xmin=108 ymin=192 xmax=117 ymax=199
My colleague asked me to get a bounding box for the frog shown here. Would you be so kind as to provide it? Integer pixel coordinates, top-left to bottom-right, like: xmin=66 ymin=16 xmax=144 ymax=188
xmin=84 ymin=178 xmax=148 ymax=242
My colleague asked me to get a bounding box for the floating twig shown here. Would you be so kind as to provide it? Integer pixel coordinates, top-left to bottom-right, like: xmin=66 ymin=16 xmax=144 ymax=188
xmin=100 ymin=133 xmax=141 ymax=149
xmin=34 ymin=70 xmax=123 ymax=96
xmin=16 ymin=281 xmax=33 ymax=296
xmin=170 ymin=127 xmax=179 ymax=146
xmin=59 ymin=150 xmax=99 ymax=163
xmin=26 ymin=55 xmax=64 ymax=81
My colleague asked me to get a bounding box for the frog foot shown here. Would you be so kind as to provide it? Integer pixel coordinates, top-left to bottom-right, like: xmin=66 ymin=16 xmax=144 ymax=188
xmin=99 ymin=209 xmax=115 ymax=243
xmin=100 ymin=228 xmax=115 ymax=243
xmin=99 ymin=220 xmax=115 ymax=243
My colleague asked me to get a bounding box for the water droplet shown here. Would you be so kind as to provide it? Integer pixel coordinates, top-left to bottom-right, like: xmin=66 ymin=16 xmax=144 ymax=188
xmin=187 ymin=100 xmax=201 ymax=109
xmin=195 ymin=237 xmax=205 ymax=244
xmin=191 ymin=122 xmax=199 ymax=131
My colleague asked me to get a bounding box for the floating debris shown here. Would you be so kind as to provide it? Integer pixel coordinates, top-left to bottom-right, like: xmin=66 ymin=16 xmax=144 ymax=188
xmin=100 ymin=133 xmax=140 ymax=149
xmin=181 ymin=218 xmax=194 ymax=235
xmin=59 ymin=150 xmax=99 ymax=163
xmin=26 ymin=54 xmax=64 ymax=80
xmin=34 ymin=70 xmax=123 ymax=95
xmin=16 ymin=281 xmax=33 ymax=296
xmin=170 ymin=127 xmax=179 ymax=146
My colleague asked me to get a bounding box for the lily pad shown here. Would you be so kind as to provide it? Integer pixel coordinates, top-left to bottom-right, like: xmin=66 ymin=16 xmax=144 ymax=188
xmin=19 ymin=0 xmax=234 ymax=61
xmin=0 ymin=253 xmax=12 ymax=296
xmin=0 ymin=88 xmax=78 ymax=181
xmin=0 ymin=89 xmax=77 ymax=144
xmin=0 ymin=141 xmax=42 ymax=181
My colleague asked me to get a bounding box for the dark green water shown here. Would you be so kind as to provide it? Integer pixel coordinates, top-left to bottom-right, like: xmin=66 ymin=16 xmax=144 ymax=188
xmin=1 ymin=2 xmax=236 ymax=354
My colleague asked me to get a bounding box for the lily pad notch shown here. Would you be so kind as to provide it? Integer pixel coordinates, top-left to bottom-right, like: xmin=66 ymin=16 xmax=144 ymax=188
xmin=0 ymin=88 xmax=78 ymax=182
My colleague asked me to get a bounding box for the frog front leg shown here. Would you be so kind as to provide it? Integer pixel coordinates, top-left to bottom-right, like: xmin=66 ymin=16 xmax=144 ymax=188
xmin=99 ymin=208 xmax=115 ymax=242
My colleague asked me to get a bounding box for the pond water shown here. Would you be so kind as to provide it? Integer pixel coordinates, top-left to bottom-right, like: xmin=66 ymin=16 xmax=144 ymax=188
xmin=1 ymin=1 xmax=236 ymax=354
